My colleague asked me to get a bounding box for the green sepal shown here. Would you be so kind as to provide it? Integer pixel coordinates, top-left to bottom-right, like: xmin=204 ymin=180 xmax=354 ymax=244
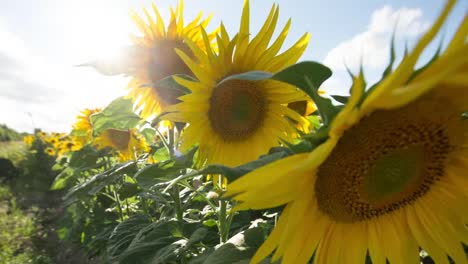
xmin=362 ymin=31 xmax=397 ymax=103
xmin=408 ymin=37 xmax=444 ymax=82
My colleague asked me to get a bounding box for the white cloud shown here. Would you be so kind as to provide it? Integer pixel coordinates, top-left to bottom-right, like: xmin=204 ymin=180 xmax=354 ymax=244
xmin=321 ymin=5 xmax=430 ymax=96
xmin=323 ymin=5 xmax=429 ymax=71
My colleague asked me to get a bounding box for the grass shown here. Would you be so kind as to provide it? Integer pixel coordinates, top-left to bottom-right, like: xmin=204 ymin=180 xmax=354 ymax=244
xmin=0 ymin=138 xmax=93 ymax=264
xmin=0 ymin=141 xmax=52 ymax=264
xmin=0 ymin=185 xmax=52 ymax=264
xmin=0 ymin=141 xmax=27 ymax=166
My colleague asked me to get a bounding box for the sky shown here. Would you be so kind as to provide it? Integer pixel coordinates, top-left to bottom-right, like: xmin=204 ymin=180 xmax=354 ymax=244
xmin=0 ymin=0 xmax=466 ymax=133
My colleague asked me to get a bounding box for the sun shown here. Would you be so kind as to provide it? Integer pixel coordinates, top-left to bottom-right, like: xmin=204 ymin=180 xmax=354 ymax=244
xmin=67 ymin=0 xmax=133 ymax=62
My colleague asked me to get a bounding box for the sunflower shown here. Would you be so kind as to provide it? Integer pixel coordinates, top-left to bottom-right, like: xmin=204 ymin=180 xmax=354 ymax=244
xmin=56 ymin=137 xmax=83 ymax=156
xmin=94 ymin=128 xmax=149 ymax=161
xmin=226 ymin=1 xmax=468 ymax=263
xmin=165 ymin=0 xmax=311 ymax=167
xmin=23 ymin=135 xmax=34 ymax=147
xmin=72 ymin=108 xmax=101 ymax=145
xmin=44 ymin=147 xmax=56 ymax=156
xmin=126 ymin=0 xmax=217 ymax=120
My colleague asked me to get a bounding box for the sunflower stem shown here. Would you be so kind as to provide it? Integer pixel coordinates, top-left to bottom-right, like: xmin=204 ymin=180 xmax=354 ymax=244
xmin=141 ymin=195 xmax=150 ymax=217
xmin=155 ymin=128 xmax=171 ymax=154
xmin=218 ymin=199 xmax=229 ymax=243
xmin=224 ymin=203 xmax=235 ymax=240
xmin=113 ymin=188 xmax=124 ymax=222
xmin=166 ymin=126 xmax=183 ymax=222
xmin=168 ymin=126 xmax=175 ymax=157
xmin=173 ymin=184 xmax=183 ymax=222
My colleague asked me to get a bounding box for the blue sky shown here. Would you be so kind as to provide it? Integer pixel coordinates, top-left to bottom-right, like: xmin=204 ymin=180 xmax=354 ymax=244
xmin=0 ymin=0 xmax=466 ymax=132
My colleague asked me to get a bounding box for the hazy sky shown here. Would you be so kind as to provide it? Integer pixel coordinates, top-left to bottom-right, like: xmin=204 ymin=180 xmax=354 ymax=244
xmin=0 ymin=0 xmax=466 ymax=133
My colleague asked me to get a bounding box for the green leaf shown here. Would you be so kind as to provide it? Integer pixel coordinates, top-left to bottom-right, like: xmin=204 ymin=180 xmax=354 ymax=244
xmin=50 ymin=167 xmax=75 ymax=190
xmin=118 ymin=181 xmax=141 ymax=199
xmin=152 ymin=146 xmax=170 ymax=162
xmin=307 ymin=115 xmax=322 ymax=130
xmin=203 ymin=227 xmax=265 ymax=264
xmin=91 ymin=97 xmax=141 ymax=136
xmin=64 ymin=161 xmax=137 ymax=205
xmin=272 ymin=61 xmax=338 ymax=126
xmin=282 ymin=140 xmax=314 ymax=154
xmin=201 ymin=151 xmax=290 ymax=183
xmin=117 ymin=220 xmax=182 ymax=264
xmin=187 ymin=228 xmax=208 ymax=246
xmin=149 ymin=239 xmax=189 ymax=263
xmin=302 ymin=125 xmax=332 ymax=148
xmin=51 ymin=146 xmax=107 ymax=190
xmin=149 ymin=74 xmax=193 ymax=97
xmin=140 ymin=128 xmax=156 ymax=143
xmin=107 ymin=215 xmax=152 ymax=260
xmin=135 ymin=147 xmax=197 ymax=190
xmin=163 ymin=148 xmax=290 ymax=191
xmin=67 ymin=145 xmax=100 ymax=169
xmin=330 ymin=95 xmax=349 ymax=104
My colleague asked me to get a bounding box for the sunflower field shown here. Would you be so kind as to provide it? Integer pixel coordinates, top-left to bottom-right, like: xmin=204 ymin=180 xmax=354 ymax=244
xmin=0 ymin=0 xmax=467 ymax=263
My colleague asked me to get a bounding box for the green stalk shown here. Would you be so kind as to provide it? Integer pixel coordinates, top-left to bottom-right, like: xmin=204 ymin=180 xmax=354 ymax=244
xmin=218 ymin=199 xmax=228 ymax=243
xmin=168 ymin=126 xmax=175 ymax=157
xmin=113 ymin=188 xmax=124 ymax=221
xmin=167 ymin=126 xmax=183 ymax=222
xmin=141 ymin=195 xmax=150 ymax=217
xmin=224 ymin=203 xmax=236 ymax=239
xmin=155 ymin=128 xmax=171 ymax=154
xmin=173 ymin=184 xmax=183 ymax=222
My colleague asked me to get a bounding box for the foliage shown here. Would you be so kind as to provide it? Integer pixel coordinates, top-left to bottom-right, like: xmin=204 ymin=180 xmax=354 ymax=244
xmin=0 ymin=185 xmax=53 ymax=264
xmin=0 ymin=141 xmax=27 ymax=167
xmin=0 ymin=124 xmax=26 ymax=142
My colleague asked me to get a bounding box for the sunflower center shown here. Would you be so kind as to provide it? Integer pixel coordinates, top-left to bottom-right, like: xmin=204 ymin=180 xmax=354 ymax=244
xmin=315 ymin=103 xmax=451 ymax=223
xmin=107 ymin=129 xmax=131 ymax=151
xmin=365 ymin=145 xmax=425 ymax=201
xmin=208 ymin=79 xmax=267 ymax=141
xmin=149 ymin=40 xmax=193 ymax=104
